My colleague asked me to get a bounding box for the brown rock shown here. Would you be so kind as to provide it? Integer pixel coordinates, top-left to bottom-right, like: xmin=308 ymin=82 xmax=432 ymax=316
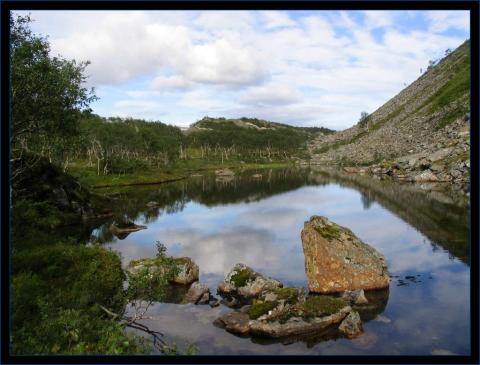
xmin=214 ymin=312 xmax=251 ymax=335
xmin=301 ymin=216 xmax=389 ymax=293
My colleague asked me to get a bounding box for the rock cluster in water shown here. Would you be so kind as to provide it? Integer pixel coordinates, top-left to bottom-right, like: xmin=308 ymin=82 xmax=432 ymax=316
xmin=126 ymin=215 xmax=390 ymax=341
xmin=301 ymin=216 xmax=389 ymax=293
xmin=214 ymin=263 xmax=368 ymax=339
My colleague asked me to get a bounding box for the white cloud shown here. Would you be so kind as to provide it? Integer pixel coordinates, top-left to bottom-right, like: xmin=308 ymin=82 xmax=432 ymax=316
xmin=239 ymin=83 xmax=302 ymax=106
xmin=427 ymin=11 xmax=470 ymax=33
xmin=363 ymin=10 xmax=393 ymax=29
xmin=21 ymin=10 xmax=470 ymax=129
xmin=150 ymin=75 xmax=193 ymax=92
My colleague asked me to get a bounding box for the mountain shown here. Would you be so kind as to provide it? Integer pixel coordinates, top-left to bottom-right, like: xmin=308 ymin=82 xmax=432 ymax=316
xmin=308 ymin=40 xmax=470 ymax=186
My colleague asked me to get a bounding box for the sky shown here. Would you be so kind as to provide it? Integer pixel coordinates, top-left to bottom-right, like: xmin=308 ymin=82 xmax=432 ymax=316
xmin=17 ymin=10 xmax=470 ymax=130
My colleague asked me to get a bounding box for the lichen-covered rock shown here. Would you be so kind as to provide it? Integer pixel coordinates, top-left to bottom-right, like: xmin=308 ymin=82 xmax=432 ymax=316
xmin=127 ymin=256 xmax=199 ymax=285
xmin=339 ymin=311 xmax=363 ymax=338
xmin=183 ymin=281 xmax=210 ymax=304
xmin=301 ymin=216 xmax=389 ymax=293
xmin=217 ymin=263 xmax=282 ymax=299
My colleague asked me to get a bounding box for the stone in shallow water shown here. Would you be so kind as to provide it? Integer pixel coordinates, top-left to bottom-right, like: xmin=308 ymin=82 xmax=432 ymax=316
xmin=217 ymin=263 xmax=282 ymax=299
xmin=338 ymin=310 xmax=363 ymax=338
xmin=341 ymin=289 xmax=369 ymax=305
xmin=183 ymin=281 xmax=210 ymax=305
xmin=301 ymin=216 xmax=389 ymax=293
xmin=127 ymin=256 xmax=199 ymax=285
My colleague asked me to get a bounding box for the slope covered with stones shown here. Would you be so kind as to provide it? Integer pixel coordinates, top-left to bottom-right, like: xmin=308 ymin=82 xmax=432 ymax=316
xmin=308 ymin=40 xmax=470 ymax=184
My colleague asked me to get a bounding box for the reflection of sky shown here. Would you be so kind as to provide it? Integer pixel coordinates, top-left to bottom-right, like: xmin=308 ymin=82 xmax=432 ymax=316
xmin=105 ymin=181 xmax=470 ymax=355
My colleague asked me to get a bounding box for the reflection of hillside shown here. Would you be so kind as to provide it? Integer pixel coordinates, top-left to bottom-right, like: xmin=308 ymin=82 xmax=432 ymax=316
xmin=310 ymin=168 xmax=470 ymax=265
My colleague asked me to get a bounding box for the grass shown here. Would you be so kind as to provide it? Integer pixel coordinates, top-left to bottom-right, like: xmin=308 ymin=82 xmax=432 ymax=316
xmin=68 ymin=158 xmax=292 ymax=188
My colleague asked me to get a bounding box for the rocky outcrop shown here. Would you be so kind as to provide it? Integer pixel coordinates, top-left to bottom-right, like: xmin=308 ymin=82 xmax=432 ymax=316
xmin=127 ymin=256 xmax=199 ymax=285
xmin=301 ymin=216 xmax=389 ymax=293
xmin=217 ymin=263 xmax=283 ymax=301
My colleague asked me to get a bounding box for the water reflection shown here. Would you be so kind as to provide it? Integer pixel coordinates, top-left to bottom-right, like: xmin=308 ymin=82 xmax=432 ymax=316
xmin=82 ymin=167 xmax=469 ymax=355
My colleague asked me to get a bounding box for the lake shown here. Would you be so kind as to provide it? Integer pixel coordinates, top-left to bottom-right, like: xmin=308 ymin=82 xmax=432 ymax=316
xmin=89 ymin=167 xmax=470 ymax=355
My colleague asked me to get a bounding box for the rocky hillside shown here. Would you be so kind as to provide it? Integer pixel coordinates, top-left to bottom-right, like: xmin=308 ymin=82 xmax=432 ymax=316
xmin=308 ymin=40 xmax=470 ymax=187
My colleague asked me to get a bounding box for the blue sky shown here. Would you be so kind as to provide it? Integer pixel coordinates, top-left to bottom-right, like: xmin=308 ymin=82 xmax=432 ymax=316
xmin=18 ymin=10 xmax=469 ymax=130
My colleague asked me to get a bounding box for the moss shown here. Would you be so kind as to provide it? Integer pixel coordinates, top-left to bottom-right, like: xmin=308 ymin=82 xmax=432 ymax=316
xmin=301 ymin=296 xmax=347 ymax=317
xmin=230 ymin=267 xmax=255 ymax=287
xmin=272 ymin=287 xmax=299 ymax=304
xmin=314 ymin=224 xmax=341 ymax=241
xmin=247 ymin=300 xmax=278 ymax=319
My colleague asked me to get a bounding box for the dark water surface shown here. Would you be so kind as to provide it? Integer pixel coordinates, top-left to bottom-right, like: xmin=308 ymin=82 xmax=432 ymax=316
xmin=92 ymin=167 xmax=470 ymax=355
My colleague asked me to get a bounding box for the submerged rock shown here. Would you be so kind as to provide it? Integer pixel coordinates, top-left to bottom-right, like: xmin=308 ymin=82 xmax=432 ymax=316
xmin=217 ymin=263 xmax=283 ymax=300
xmin=127 ymin=256 xmax=199 ymax=285
xmin=301 ymin=216 xmax=389 ymax=293
xmin=339 ymin=311 xmax=363 ymax=338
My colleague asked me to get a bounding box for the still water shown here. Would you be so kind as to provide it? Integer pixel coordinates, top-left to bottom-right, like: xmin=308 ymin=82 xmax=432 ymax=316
xmin=92 ymin=167 xmax=470 ymax=355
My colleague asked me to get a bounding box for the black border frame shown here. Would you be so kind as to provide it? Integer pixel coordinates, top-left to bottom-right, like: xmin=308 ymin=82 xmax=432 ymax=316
xmin=1 ymin=1 xmax=478 ymax=364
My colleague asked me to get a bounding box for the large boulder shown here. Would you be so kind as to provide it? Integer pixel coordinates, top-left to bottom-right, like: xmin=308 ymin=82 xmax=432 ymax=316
xmin=301 ymin=216 xmax=389 ymax=293
xmin=127 ymin=256 xmax=199 ymax=285
xmin=217 ymin=263 xmax=283 ymax=300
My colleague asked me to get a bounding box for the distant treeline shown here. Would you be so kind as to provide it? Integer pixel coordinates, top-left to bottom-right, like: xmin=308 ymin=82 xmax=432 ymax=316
xmin=39 ymin=113 xmax=334 ymax=175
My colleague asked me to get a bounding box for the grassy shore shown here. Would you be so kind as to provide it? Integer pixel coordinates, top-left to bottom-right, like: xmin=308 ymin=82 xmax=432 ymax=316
xmin=68 ymin=159 xmax=293 ymax=188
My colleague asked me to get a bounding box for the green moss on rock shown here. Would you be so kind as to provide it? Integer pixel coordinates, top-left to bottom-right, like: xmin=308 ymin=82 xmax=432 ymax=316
xmin=272 ymin=287 xmax=299 ymax=304
xmin=247 ymin=300 xmax=278 ymax=319
xmin=301 ymin=296 xmax=347 ymax=317
xmin=314 ymin=224 xmax=341 ymax=241
xmin=230 ymin=267 xmax=255 ymax=287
